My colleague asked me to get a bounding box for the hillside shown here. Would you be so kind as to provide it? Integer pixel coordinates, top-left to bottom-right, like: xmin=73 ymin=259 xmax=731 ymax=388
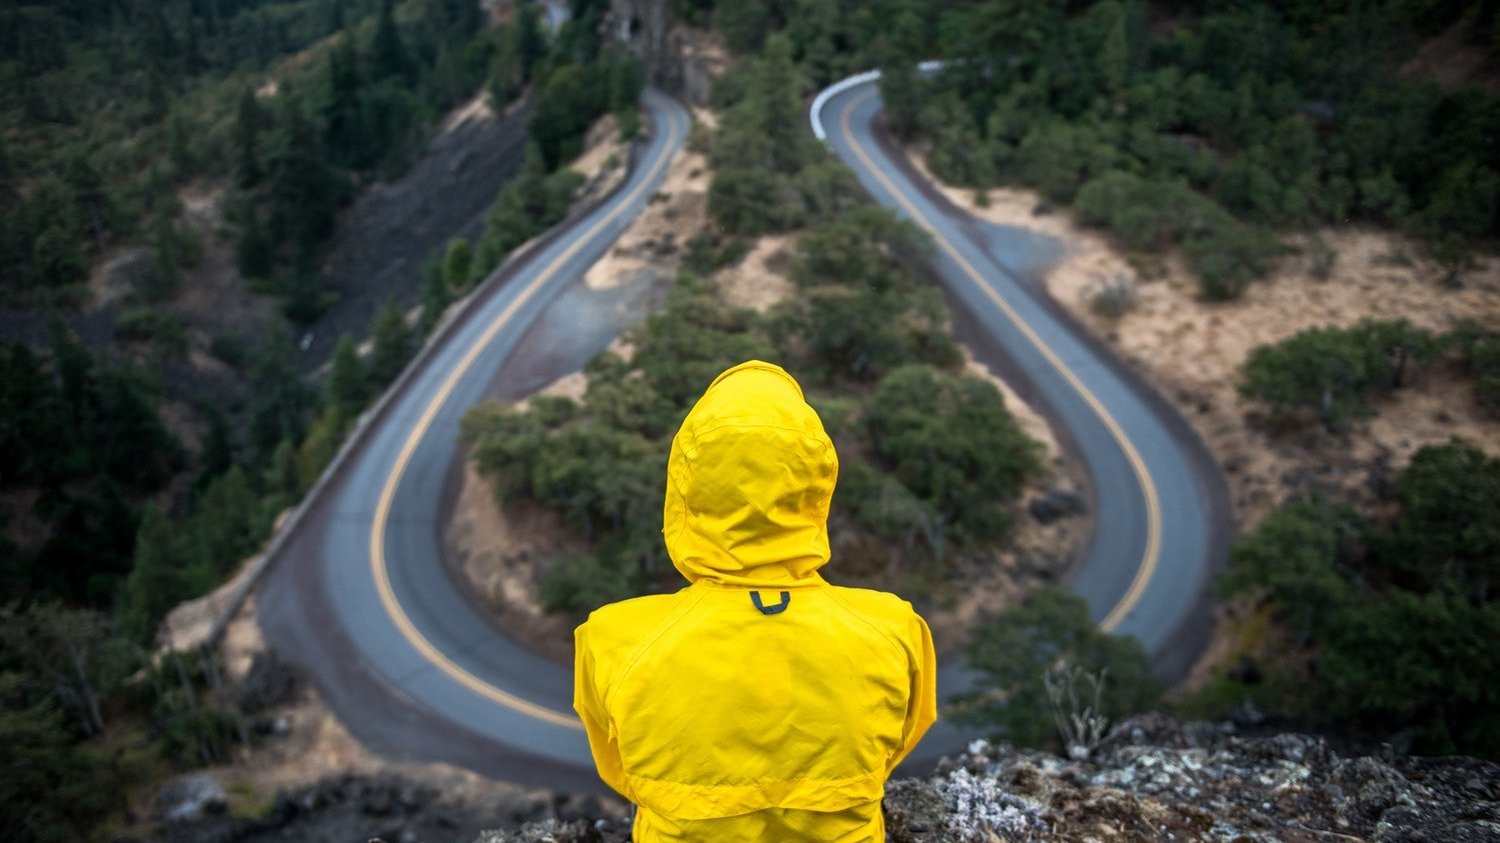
xmin=6 ymin=0 xmax=1500 ymax=840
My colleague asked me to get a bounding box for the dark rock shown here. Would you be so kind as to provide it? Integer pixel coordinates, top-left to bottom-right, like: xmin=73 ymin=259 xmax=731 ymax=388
xmin=556 ymin=793 xmax=604 ymax=822
xmin=237 ymin=651 xmax=302 ymax=713
xmin=882 ymin=779 xmax=946 ymax=841
xmin=364 ymin=786 xmax=394 ymax=817
xmin=1028 ymin=489 xmax=1087 ymax=524
xmin=1227 ymin=655 xmax=1262 ymax=685
xmin=510 ymin=793 xmax=553 ymax=825
xmin=397 ymin=783 xmax=427 ymax=812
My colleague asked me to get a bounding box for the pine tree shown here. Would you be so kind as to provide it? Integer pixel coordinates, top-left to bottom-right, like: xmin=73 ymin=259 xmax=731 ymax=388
xmin=120 ymin=504 xmax=190 ymax=644
xmin=323 ymin=35 xmax=367 ymax=170
xmin=236 ymin=200 xmax=274 ymax=280
xmin=264 ymin=96 xmax=341 ymax=250
xmin=420 ymin=255 xmax=452 ymax=335
xmin=0 ymin=672 xmax=123 ymax=842
xmin=195 ymin=404 xmax=235 ymax=487
xmin=371 ymin=0 xmax=410 ymax=83
xmin=326 ymin=334 xmax=367 ymax=422
xmin=296 ymin=409 xmax=343 ymax=489
xmin=248 ymin=339 xmax=312 ymax=458
xmin=443 ymin=236 xmax=473 ymax=289
xmin=62 ymin=152 xmax=114 ymax=254
xmin=0 ymin=603 xmax=114 ymax=736
xmin=189 ymin=466 xmax=257 ymax=585
xmin=282 ymin=245 xmax=328 ymax=324
xmin=265 ymin=437 xmax=301 ymax=501
xmin=367 ymin=300 xmax=413 ymax=389
xmin=234 ymin=87 xmax=264 ymax=189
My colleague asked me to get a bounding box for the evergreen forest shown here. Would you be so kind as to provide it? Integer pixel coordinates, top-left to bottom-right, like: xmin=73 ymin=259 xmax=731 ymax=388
xmin=1 ymin=0 xmax=1498 ymax=838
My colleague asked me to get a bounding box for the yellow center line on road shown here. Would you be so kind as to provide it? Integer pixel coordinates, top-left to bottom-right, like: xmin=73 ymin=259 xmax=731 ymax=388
xmin=368 ymin=97 xmax=684 ymax=729
xmin=839 ymin=87 xmax=1161 ymax=632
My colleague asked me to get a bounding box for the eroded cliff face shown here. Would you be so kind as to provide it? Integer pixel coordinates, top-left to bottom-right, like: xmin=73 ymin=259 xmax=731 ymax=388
xmin=473 ymin=714 xmax=1500 ymax=842
xmin=608 ymin=0 xmax=725 ymax=104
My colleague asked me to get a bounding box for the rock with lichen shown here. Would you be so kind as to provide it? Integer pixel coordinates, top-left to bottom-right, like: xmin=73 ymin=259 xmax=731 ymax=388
xmin=472 ymin=714 xmax=1500 ymax=842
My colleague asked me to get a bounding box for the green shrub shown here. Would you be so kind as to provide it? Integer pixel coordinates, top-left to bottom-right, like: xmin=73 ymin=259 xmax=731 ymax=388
xmin=1013 ymin=120 xmax=1120 ymax=203
xmin=1449 ymin=322 xmax=1500 ymax=416
xmin=956 ymin=586 xmax=1160 ymax=749
xmin=116 ymin=308 xmax=189 ymax=357
xmin=1074 ymin=172 xmax=1210 ymax=251
xmin=539 ymin=555 xmax=635 ymax=614
xmin=683 ymin=230 xmax=749 ymax=275
xmin=864 ymin=365 xmax=1042 ymax=543
xmin=1220 ymin=443 xmax=1500 ymax=758
xmin=1240 ymin=318 xmax=1438 ymax=430
xmin=1183 ymin=217 xmax=1279 ymax=300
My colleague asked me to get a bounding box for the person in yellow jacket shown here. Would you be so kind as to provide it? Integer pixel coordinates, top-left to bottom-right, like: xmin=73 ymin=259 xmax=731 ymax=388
xmin=573 ymin=360 xmax=938 ymax=842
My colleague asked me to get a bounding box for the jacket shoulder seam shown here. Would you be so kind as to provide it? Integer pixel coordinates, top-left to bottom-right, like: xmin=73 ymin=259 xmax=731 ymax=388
xmin=822 ymin=587 xmax=907 ymax=654
xmin=607 ymin=587 xmax=709 ymax=708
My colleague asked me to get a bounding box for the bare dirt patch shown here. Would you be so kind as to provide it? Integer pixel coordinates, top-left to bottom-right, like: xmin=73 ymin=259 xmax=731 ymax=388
xmin=1043 ymin=228 xmax=1500 ymax=529
xmin=445 ymin=464 xmax=588 ymax=665
xmin=715 ymin=234 xmax=796 ymax=312
xmin=582 ymin=134 xmax=710 ymax=291
xmin=571 ymin=115 xmax=630 ymax=210
xmin=173 ymin=182 xmax=285 ymax=347
xmin=1400 ymin=19 xmax=1500 ymax=94
xmin=910 ymin=156 xmax=1083 ymax=245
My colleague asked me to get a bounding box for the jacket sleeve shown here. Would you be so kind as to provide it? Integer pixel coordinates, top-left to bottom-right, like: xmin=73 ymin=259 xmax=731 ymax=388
xmin=573 ymin=621 xmax=630 ymax=797
xmin=887 ymin=610 xmax=938 ymax=773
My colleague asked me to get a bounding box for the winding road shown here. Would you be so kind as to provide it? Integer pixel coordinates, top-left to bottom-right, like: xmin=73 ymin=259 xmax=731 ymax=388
xmin=255 ymin=76 xmax=1229 ymax=792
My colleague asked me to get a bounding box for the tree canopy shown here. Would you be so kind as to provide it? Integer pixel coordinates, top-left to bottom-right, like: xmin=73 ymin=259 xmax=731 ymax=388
xmin=1220 ymin=440 xmax=1500 ymax=758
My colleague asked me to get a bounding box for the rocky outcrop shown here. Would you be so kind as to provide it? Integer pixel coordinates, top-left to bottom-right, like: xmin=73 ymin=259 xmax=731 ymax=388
xmin=472 ymin=715 xmax=1500 ymax=842
xmin=608 ymin=0 xmax=725 ymax=105
xmin=142 ymin=772 xmax=611 ymax=843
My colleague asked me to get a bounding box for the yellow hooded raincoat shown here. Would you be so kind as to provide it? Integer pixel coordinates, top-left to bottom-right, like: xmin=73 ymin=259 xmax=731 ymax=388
xmin=573 ymin=361 xmax=938 ymax=842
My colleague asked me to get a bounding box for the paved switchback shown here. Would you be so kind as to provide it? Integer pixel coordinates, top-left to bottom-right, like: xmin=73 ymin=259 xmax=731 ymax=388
xmin=254 ymin=74 xmax=1229 ymax=793
xmin=256 ymin=89 xmax=688 ymax=791
xmin=815 ymin=79 xmax=1231 ymax=678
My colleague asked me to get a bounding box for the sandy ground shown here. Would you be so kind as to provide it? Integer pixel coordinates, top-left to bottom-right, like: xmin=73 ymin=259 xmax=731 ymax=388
xmin=715 ymin=233 xmax=796 ymax=311
xmin=570 ymin=114 xmax=629 ymax=210
xmin=446 ymin=465 xmax=590 ymax=664
xmin=581 ymin=131 xmax=710 ymax=291
xmin=906 ymin=148 xmax=1500 ymax=689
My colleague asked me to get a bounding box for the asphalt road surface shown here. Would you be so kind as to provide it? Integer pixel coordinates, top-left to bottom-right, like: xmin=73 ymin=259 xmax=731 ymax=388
xmin=815 ymin=77 xmax=1230 ymax=672
xmin=256 ymin=76 xmax=1229 ymax=792
xmin=258 ymin=88 xmax=688 ymax=791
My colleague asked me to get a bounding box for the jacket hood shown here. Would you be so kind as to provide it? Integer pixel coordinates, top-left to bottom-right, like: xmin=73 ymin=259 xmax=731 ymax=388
xmin=663 ymin=361 xmax=838 ymax=587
